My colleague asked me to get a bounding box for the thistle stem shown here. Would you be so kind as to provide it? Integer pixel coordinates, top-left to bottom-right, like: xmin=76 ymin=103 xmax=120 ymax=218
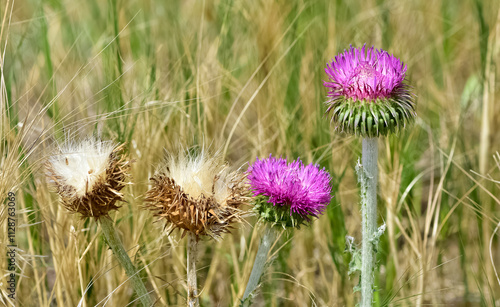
xmin=99 ymin=217 xmax=152 ymax=307
xmin=187 ymin=233 xmax=199 ymax=307
xmin=360 ymin=137 xmax=379 ymax=307
xmin=241 ymin=225 xmax=278 ymax=306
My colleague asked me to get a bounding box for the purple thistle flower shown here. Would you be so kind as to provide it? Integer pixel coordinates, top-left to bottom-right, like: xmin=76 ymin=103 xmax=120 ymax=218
xmin=323 ymin=45 xmax=416 ymax=137
xmin=324 ymin=45 xmax=407 ymax=101
xmin=247 ymin=155 xmax=332 ymax=223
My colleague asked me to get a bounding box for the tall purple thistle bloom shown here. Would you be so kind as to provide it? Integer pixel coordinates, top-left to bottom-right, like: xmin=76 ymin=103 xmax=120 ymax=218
xmin=323 ymin=45 xmax=416 ymax=137
xmin=324 ymin=45 xmax=407 ymax=101
xmin=247 ymin=155 xmax=332 ymax=221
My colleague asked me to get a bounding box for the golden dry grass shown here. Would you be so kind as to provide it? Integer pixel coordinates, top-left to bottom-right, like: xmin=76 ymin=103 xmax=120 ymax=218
xmin=1 ymin=0 xmax=500 ymax=306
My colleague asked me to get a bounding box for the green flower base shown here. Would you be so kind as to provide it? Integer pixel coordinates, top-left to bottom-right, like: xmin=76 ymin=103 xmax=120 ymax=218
xmin=253 ymin=195 xmax=309 ymax=229
xmin=326 ymin=96 xmax=416 ymax=137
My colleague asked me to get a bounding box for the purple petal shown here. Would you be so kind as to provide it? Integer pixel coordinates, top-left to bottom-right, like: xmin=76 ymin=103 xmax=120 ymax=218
xmin=247 ymin=155 xmax=332 ymax=219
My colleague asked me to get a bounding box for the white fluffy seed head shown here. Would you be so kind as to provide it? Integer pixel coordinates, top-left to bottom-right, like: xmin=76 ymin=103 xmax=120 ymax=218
xmin=146 ymin=147 xmax=249 ymax=239
xmin=159 ymin=148 xmax=238 ymax=205
xmin=47 ymin=139 xmax=116 ymax=198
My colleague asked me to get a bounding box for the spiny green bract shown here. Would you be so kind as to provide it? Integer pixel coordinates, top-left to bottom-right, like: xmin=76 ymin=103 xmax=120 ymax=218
xmin=253 ymin=195 xmax=309 ymax=229
xmin=327 ymin=96 xmax=416 ymax=137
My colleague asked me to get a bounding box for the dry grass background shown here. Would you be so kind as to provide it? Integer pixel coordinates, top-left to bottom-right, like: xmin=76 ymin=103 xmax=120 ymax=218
xmin=1 ymin=0 xmax=500 ymax=306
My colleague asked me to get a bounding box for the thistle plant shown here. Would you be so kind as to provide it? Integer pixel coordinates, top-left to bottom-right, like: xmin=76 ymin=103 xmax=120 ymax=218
xmin=45 ymin=138 xmax=152 ymax=307
xmin=144 ymin=148 xmax=247 ymax=307
xmin=324 ymin=45 xmax=416 ymax=306
xmin=241 ymin=155 xmax=332 ymax=306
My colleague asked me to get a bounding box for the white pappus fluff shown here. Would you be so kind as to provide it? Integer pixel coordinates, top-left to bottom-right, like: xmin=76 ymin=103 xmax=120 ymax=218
xmin=47 ymin=138 xmax=116 ymax=198
xmin=160 ymin=148 xmax=240 ymax=205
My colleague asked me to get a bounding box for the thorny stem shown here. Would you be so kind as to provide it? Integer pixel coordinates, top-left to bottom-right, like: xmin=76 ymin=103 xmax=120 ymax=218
xmin=241 ymin=225 xmax=278 ymax=306
xmin=360 ymin=138 xmax=378 ymax=307
xmin=187 ymin=233 xmax=199 ymax=307
xmin=99 ymin=217 xmax=153 ymax=307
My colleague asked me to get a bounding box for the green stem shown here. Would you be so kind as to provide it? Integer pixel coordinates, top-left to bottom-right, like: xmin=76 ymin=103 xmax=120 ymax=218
xmin=187 ymin=233 xmax=199 ymax=307
xmin=99 ymin=217 xmax=152 ymax=307
xmin=360 ymin=137 xmax=379 ymax=307
xmin=241 ymin=225 xmax=278 ymax=306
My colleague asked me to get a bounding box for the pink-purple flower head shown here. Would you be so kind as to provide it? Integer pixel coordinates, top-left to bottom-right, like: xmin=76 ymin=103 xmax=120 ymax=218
xmin=247 ymin=155 xmax=332 ymax=228
xmin=323 ymin=45 xmax=416 ymax=137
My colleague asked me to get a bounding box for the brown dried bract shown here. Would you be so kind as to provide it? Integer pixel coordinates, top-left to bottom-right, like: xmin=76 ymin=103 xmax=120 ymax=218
xmin=144 ymin=173 xmax=247 ymax=240
xmin=46 ymin=144 xmax=131 ymax=220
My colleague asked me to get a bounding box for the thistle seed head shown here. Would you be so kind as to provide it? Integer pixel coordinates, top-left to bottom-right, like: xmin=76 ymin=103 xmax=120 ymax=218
xmin=144 ymin=149 xmax=248 ymax=240
xmin=45 ymin=139 xmax=131 ymax=220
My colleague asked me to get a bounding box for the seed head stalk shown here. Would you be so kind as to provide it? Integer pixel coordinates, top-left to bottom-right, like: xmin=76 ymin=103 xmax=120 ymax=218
xmin=187 ymin=233 xmax=199 ymax=307
xmin=100 ymin=217 xmax=153 ymax=307
xmin=144 ymin=148 xmax=248 ymax=307
xmin=360 ymin=138 xmax=378 ymax=307
xmin=45 ymin=139 xmax=153 ymax=306
xmin=241 ymin=226 xmax=278 ymax=306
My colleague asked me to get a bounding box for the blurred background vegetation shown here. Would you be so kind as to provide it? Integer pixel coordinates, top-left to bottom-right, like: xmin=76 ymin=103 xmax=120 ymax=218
xmin=1 ymin=0 xmax=500 ymax=306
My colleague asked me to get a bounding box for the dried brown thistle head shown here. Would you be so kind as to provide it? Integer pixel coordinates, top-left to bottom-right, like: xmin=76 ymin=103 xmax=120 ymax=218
xmin=45 ymin=139 xmax=131 ymax=220
xmin=144 ymin=149 xmax=249 ymax=240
